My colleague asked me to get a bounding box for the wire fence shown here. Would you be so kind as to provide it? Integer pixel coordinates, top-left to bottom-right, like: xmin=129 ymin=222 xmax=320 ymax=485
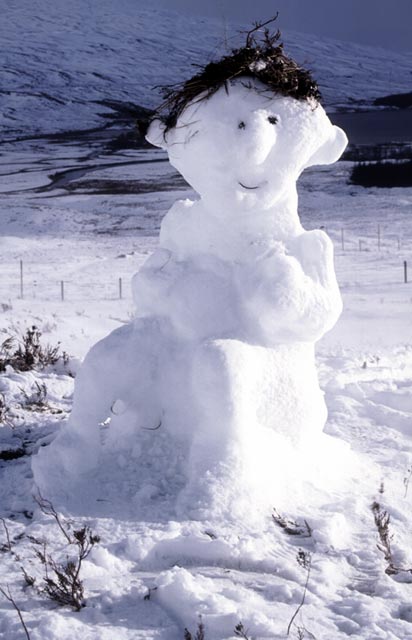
xmin=0 ymin=263 xmax=129 ymax=303
xmin=0 ymin=227 xmax=411 ymax=303
xmin=330 ymin=224 xmax=405 ymax=254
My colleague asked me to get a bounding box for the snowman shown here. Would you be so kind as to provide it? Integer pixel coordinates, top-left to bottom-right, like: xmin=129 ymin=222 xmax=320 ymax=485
xmin=33 ymin=28 xmax=348 ymax=518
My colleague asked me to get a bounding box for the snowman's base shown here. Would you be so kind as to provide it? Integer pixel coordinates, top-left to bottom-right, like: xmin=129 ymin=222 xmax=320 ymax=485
xmin=33 ymin=417 xmax=354 ymax=526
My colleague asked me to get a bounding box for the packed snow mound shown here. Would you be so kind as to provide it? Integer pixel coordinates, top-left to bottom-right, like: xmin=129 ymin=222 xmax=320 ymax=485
xmin=33 ymin=79 xmax=350 ymax=522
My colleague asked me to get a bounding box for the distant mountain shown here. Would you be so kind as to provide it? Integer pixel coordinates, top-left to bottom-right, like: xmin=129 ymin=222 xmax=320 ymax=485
xmin=2 ymin=0 xmax=412 ymax=140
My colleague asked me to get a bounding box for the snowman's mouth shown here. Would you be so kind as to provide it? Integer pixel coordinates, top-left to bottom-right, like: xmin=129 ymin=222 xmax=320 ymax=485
xmin=238 ymin=181 xmax=266 ymax=190
xmin=238 ymin=181 xmax=259 ymax=190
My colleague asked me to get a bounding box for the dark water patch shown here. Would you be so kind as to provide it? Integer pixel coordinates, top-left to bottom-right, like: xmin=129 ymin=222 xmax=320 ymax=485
xmin=331 ymin=110 xmax=412 ymax=145
xmin=95 ymin=99 xmax=153 ymax=121
xmin=3 ymin=122 xmax=116 ymax=146
xmin=374 ymin=92 xmax=412 ymax=109
xmin=350 ymin=160 xmax=412 ymax=188
xmin=342 ymin=142 xmax=412 ymax=163
xmin=60 ymin=176 xmax=188 ymax=195
xmin=39 ymin=157 xmax=168 ymax=193
xmin=0 ymin=447 xmax=26 ymax=461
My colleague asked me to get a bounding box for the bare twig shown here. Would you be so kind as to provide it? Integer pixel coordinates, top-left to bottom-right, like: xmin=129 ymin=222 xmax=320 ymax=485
xmin=0 ymin=393 xmax=11 ymax=424
xmin=33 ymin=491 xmax=72 ymax=544
xmin=245 ymin=14 xmax=279 ymax=47
xmin=20 ymin=382 xmax=49 ymax=411
xmin=371 ymin=501 xmax=412 ymax=576
xmin=0 ymin=585 xmax=31 ymax=640
xmin=34 ymin=526 xmax=99 ymax=610
xmin=234 ymin=622 xmax=251 ymax=638
xmin=1 ymin=326 xmax=64 ymax=373
xmin=156 ymin=15 xmax=320 ymax=132
xmin=404 ymin=465 xmax=412 ymax=498
xmin=0 ymin=517 xmax=12 ymax=552
xmin=371 ymin=501 xmax=397 ymax=575
xmin=21 ymin=566 xmax=36 ymax=588
xmin=273 ymin=509 xmax=312 ymax=537
xmin=296 ymin=625 xmax=317 ymax=639
xmin=287 ymin=550 xmax=312 ymax=636
xmin=370 ymin=501 xmax=412 ymax=576
xmin=31 ymin=492 xmax=99 ymax=610
xmin=184 ymin=617 xmax=205 ymax=640
xmin=143 ymin=586 xmax=157 ymax=601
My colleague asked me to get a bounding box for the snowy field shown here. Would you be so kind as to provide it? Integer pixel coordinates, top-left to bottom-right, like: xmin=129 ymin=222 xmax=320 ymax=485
xmin=1 ymin=145 xmax=412 ymax=639
xmin=1 ymin=1 xmax=412 ymax=638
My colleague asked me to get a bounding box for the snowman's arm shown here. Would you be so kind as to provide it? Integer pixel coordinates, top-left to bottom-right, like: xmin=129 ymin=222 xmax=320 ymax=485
xmin=241 ymin=233 xmax=342 ymax=342
xmin=276 ymin=230 xmax=342 ymax=338
xmin=290 ymin=229 xmax=338 ymax=288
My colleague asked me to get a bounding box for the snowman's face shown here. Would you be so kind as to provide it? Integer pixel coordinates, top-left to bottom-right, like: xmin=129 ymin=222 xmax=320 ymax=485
xmin=147 ymin=79 xmax=347 ymax=210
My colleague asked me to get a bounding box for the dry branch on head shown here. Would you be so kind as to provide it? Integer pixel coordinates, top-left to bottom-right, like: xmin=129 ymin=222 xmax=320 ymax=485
xmin=156 ymin=15 xmax=321 ymax=132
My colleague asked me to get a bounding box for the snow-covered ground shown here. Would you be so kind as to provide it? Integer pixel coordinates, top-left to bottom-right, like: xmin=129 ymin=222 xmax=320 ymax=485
xmin=1 ymin=148 xmax=411 ymax=639
xmin=1 ymin=1 xmax=412 ymax=638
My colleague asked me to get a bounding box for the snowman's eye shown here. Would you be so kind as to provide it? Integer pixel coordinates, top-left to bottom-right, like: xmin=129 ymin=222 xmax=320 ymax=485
xmin=268 ymin=116 xmax=278 ymax=125
xmin=238 ymin=121 xmax=246 ymax=129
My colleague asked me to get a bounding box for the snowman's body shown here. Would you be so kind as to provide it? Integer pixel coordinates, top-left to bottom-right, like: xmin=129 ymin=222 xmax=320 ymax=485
xmin=33 ymin=80 xmax=348 ymax=518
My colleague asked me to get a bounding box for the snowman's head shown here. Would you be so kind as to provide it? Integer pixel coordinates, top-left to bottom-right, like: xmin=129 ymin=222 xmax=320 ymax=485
xmin=147 ymin=79 xmax=347 ymax=210
xmin=147 ymin=24 xmax=347 ymax=210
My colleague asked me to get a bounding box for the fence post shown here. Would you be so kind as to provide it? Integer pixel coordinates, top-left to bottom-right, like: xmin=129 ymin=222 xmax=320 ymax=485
xmin=404 ymin=261 xmax=408 ymax=284
xmin=341 ymin=229 xmax=344 ymax=251
xmin=359 ymin=239 xmax=363 ymax=251
xmin=119 ymin=278 xmax=123 ymax=300
xmin=20 ymin=260 xmax=24 ymax=299
xmin=60 ymin=281 xmax=65 ymax=301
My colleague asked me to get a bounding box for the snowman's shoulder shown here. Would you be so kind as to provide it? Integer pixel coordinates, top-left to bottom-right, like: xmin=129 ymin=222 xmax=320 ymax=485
xmin=160 ymin=198 xmax=199 ymax=249
xmin=167 ymin=197 xmax=196 ymax=218
xmin=161 ymin=198 xmax=196 ymax=230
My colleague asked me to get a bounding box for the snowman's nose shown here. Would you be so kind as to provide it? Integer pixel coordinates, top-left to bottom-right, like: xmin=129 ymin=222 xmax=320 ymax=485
xmin=238 ymin=110 xmax=277 ymax=165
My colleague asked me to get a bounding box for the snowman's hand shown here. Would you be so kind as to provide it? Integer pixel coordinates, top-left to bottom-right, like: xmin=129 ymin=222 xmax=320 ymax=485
xmin=239 ymin=237 xmax=341 ymax=342
xmin=290 ymin=229 xmax=335 ymax=286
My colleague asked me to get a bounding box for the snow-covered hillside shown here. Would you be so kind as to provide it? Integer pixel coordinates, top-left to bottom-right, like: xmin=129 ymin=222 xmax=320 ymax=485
xmin=2 ymin=0 xmax=412 ymax=140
